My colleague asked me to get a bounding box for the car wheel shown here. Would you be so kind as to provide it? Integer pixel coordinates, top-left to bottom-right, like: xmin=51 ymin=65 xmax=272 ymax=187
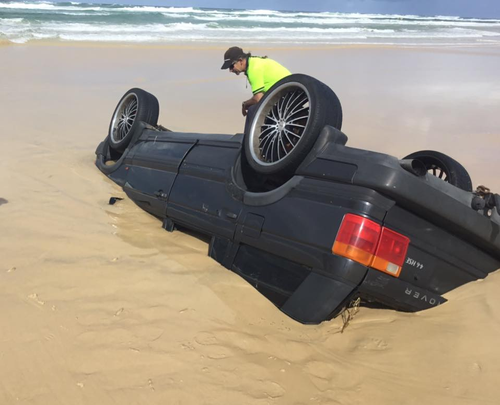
xmin=244 ymin=74 xmax=342 ymax=176
xmin=108 ymin=88 xmax=159 ymax=152
xmin=403 ymin=150 xmax=473 ymax=192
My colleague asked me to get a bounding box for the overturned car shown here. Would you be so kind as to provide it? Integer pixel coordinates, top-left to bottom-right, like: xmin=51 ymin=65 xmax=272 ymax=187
xmin=96 ymin=74 xmax=500 ymax=324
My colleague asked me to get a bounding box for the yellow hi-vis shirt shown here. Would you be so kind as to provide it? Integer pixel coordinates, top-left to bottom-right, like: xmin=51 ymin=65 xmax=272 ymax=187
xmin=246 ymin=56 xmax=291 ymax=95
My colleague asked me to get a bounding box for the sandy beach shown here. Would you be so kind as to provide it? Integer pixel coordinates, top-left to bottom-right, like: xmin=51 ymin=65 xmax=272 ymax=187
xmin=1 ymin=42 xmax=500 ymax=404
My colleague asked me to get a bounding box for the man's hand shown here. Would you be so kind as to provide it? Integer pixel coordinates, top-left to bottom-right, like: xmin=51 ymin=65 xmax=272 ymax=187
xmin=241 ymin=93 xmax=263 ymax=117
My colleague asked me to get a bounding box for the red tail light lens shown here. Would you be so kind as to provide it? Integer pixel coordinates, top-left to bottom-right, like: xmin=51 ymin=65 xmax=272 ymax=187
xmin=372 ymin=228 xmax=410 ymax=277
xmin=332 ymin=214 xmax=410 ymax=278
xmin=333 ymin=214 xmax=381 ymax=266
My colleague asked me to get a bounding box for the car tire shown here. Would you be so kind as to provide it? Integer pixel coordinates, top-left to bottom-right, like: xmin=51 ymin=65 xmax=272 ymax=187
xmin=108 ymin=88 xmax=159 ymax=152
xmin=244 ymin=74 xmax=342 ymax=176
xmin=403 ymin=150 xmax=473 ymax=192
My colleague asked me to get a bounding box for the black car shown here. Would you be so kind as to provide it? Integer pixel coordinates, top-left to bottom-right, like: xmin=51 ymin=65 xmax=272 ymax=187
xmin=96 ymin=74 xmax=500 ymax=324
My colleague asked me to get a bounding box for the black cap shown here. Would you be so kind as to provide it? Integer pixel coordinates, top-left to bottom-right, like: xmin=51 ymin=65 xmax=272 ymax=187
xmin=221 ymin=46 xmax=245 ymax=69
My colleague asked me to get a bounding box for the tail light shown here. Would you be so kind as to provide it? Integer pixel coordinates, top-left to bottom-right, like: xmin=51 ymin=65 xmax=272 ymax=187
xmin=332 ymin=214 xmax=381 ymax=266
xmin=332 ymin=214 xmax=410 ymax=277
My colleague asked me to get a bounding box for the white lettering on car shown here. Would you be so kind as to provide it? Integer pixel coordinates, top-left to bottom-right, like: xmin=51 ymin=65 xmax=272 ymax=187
xmin=404 ymin=288 xmax=442 ymax=306
xmin=406 ymin=257 xmax=424 ymax=269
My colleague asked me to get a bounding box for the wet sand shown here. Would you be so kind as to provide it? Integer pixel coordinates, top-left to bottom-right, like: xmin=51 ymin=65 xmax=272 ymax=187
xmin=1 ymin=43 xmax=500 ymax=405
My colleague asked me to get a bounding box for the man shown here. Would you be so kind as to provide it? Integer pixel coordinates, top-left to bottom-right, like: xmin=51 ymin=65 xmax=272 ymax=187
xmin=221 ymin=46 xmax=291 ymax=132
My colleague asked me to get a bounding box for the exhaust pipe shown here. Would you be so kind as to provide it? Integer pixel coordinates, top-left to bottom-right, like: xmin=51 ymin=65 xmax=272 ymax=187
xmin=399 ymin=159 xmax=427 ymax=177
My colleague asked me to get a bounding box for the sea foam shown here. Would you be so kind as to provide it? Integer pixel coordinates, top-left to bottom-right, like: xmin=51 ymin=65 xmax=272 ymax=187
xmin=1 ymin=1 xmax=500 ymax=45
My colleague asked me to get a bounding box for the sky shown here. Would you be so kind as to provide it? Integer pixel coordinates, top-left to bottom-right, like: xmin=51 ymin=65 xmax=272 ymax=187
xmin=80 ymin=0 xmax=500 ymax=19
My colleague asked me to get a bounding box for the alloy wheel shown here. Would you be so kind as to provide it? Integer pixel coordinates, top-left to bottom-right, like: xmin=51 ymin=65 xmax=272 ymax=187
xmin=249 ymin=83 xmax=311 ymax=166
xmin=110 ymin=93 xmax=138 ymax=143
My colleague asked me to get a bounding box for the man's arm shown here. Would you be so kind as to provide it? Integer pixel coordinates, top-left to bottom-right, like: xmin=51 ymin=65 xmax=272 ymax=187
xmin=242 ymin=92 xmax=264 ymax=116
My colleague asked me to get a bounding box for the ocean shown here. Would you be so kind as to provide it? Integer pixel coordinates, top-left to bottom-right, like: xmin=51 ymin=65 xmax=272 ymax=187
xmin=2 ymin=1 xmax=500 ymax=46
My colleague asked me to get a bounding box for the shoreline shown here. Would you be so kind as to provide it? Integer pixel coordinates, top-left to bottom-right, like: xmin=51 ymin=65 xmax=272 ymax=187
xmin=3 ymin=38 xmax=500 ymax=52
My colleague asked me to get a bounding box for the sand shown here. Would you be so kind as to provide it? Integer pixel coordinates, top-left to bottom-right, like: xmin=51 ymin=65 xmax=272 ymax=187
xmin=1 ymin=42 xmax=499 ymax=405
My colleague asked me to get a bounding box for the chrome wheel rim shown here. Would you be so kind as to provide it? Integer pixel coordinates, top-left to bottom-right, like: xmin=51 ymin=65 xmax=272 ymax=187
xmin=428 ymin=164 xmax=448 ymax=182
xmin=249 ymin=83 xmax=311 ymax=166
xmin=110 ymin=93 xmax=138 ymax=143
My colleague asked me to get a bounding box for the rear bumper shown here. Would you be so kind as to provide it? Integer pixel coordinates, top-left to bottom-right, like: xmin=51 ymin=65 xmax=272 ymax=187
xmin=209 ymin=237 xmax=368 ymax=324
xmin=358 ymin=269 xmax=446 ymax=312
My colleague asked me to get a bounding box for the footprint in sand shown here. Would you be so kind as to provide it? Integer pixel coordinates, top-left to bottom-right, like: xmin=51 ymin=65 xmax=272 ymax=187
xmin=471 ymin=362 xmax=482 ymax=373
xmin=304 ymin=360 xmax=336 ymax=380
xmin=181 ymin=342 xmax=195 ymax=350
xmin=205 ymin=346 xmax=234 ymax=360
xmin=248 ymin=380 xmax=285 ymax=400
xmin=358 ymin=337 xmax=389 ymax=351
xmin=304 ymin=359 xmax=362 ymax=390
xmin=194 ymin=331 xmax=237 ymax=360
xmin=28 ymin=293 xmax=45 ymax=306
xmin=194 ymin=332 xmax=218 ymax=345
